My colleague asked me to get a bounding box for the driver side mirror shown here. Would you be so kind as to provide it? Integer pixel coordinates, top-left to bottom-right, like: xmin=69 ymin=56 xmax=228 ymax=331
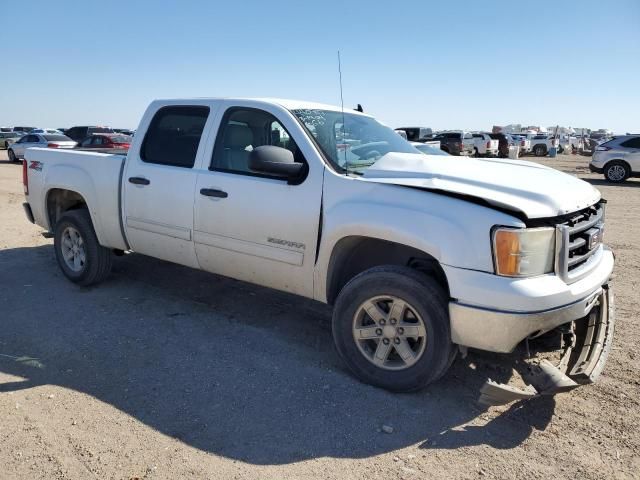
xmin=249 ymin=145 xmax=304 ymax=180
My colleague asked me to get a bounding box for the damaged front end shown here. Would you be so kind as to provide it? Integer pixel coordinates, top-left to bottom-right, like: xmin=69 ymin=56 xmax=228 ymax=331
xmin=478 ymin=286 xmax=615 ymax=406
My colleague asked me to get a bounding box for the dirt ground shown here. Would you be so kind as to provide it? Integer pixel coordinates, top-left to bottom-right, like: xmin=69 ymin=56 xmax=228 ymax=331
xmin=0 ymin=150 xmax=638 ymax=480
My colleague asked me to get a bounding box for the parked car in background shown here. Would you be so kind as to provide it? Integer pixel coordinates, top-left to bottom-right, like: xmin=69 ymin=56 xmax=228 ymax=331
xmin=489 ymin=133 xmax=516 ymax=158
xmin=76 ymin=133 xmax=132 ymax=152
xmin=1 ymin=127 xmax=12 ymax=132
xmin=526 ymin=134 xmax=560 ymax=157
xmin=7 ymin=134 xmax=76 ymax=162
xmin=64 ymin=126 xmax=114 ymax=142
xmin=12 ymin=126 xmax=36 ymax=133
xmin=0 ymin=131 xmax=23 ymax=149
xmin=470 ymin=132 xmax=499 ymax=157
xmin=410 ymin=141 xmax=449 ymax=156
xmin=510 ymin=134 xmax=532 ymax=155
xmin=31 ymin=128 xmax=63 ymax=134
xmin=113 ymin=128 xmax=134 ymax=136
xmin=590 ymin=135 xmax=640 ymax=183
xmin=431 ymin=131 xmax=474 ymax=155
xmin=395 ymin=127 xmax=433 ymax=142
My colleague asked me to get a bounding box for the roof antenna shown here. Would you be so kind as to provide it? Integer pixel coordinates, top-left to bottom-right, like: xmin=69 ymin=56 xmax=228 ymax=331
xmin=338 ymin=50 xmax=348 ymax=174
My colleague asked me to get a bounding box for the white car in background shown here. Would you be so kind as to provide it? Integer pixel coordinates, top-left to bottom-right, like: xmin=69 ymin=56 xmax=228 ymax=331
xmin=590 ymin=135 xmax=640 ymax=182
xmin=511 ymin=135 xmax=532 ymax=155
xmin=470 ymin=132 xmax=499 ymax=157
xmin=31 ymin=128 xmax=63 ymax=134
xmin=7 ymin=133 xmax=76 ymax=162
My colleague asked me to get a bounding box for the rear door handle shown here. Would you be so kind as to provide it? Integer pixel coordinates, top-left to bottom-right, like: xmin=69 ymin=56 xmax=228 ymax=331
xmin=128 ymin=177 xmax=150 ymax=185
xmin=200 ymin=188 xmax=228 ymax=198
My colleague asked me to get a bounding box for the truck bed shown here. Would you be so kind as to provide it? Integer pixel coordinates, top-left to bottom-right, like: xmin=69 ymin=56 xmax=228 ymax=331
xmin=25 ymin=148 xmax=129 ymax=250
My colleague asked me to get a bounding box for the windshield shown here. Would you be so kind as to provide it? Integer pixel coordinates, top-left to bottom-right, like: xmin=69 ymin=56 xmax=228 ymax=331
xmin=414 ymin=143 xmax=449 ymax=156
xmin=292 ymin=109 xmax=419 ymax=172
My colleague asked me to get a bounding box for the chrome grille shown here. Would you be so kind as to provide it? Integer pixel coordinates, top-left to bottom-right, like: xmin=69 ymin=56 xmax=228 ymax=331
xmin=555 ymin=202 xmax=605 ymax=283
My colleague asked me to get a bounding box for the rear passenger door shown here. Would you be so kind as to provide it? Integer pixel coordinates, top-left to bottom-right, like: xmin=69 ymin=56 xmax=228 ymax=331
xmin=122 ymin=104 xmax=214 ymax=268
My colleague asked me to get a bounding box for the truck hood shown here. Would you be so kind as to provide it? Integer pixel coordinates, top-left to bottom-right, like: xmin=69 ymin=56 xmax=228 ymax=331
xmin=361 ymin=153 xmax=601 ymax=219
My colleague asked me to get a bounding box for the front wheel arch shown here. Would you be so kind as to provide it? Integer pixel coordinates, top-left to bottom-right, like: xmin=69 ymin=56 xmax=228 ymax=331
xmin=325 ymin=236 xmax=449 ymax=305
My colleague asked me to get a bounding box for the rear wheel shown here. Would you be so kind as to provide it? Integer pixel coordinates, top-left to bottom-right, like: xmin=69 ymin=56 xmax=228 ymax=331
xmin=604 ymin=161 xmax=630 ymax=183
xmin=332 ymin=266 xmax=455 ymax=392
xmin=7 ymin=149 xmax=17 ymax=162
xmin=54 ymin=209 xmax=112 ymax=286
xmin=534 ymin=144 xmax=547 ymax=157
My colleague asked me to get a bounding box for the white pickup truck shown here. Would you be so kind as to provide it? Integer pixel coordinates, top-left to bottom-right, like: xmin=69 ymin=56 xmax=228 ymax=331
xmin=519 ymin=133 xmax=560 ymax=157
xmin=22 ymin=98 xmax=614 ymax=405
xmin=470 ymin=132 xmax=500 ymax=157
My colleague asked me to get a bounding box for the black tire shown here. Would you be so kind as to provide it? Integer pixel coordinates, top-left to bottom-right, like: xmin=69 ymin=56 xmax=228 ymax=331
xmin=332 ymin=265 xmax=455 ymax=392
xmin=7 ymin=149 xmax=17 ymax=162
xmin=533 ymin=144 xmax=547 ymax=157
xmin=473 ymin=148 xmax=480 ymax=158
xmin=4 ymin=141 xmax=9 ymax=149
xmin=54 ymin=209 xmax=112 ymax=286
xmin=603 ymin=160 xmax=630 ymax=183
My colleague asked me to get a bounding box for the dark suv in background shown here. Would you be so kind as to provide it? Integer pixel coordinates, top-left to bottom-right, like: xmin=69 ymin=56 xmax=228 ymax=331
xmin=64 ymin=126 xmax=114 ymax=142
xmin=431 ymin=131 xmax=474 ymax=155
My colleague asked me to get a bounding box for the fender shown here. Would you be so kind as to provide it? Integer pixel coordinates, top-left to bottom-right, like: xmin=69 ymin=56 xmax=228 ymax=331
xmin=314 ymin=178 xmax=524 ymax=302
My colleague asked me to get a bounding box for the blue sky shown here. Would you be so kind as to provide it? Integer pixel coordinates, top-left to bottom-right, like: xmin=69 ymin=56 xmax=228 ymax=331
xmin=1 ymin=0 xmax=638 ymax=133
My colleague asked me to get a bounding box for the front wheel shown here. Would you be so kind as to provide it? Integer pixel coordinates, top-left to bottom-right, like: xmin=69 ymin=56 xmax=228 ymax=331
xmin=7 ymin=149 xmax=17 ymax=162
xmin=54 ymin=209 xmax=112 ymax=286
xmin=332 ymin=266 xmax=455 ymax=392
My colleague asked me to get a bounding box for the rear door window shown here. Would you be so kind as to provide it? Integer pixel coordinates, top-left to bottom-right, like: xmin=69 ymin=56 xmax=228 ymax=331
xmin=141 ymin=106 xmax=210 ymax=168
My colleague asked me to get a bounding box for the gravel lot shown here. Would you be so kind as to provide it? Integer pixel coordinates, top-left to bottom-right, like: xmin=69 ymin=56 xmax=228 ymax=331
xmin=1 ymin=150 xmax=638 ymax=479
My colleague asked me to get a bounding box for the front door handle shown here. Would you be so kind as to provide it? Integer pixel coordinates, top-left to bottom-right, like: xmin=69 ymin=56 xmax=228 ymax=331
xmin=129 ymin=177 xmax=150 ymax=185
xmin=200 ymin=188 xmax=228 ymax=198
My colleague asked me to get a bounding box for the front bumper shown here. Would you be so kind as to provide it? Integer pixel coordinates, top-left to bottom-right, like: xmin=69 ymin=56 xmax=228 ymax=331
xmin=450 ymin=286 xmax=605 ymax=353
xmin=478 ymin=285 xmax=615 ymax=405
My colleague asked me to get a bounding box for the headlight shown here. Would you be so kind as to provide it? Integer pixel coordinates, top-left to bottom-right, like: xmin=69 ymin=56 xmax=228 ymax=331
xmin=492 ymin=227 xmax=555 ymax=277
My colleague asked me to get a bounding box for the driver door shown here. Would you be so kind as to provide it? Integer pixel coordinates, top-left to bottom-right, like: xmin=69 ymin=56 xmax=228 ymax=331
xmin=193 ymin=102 xmax=324 ymax=298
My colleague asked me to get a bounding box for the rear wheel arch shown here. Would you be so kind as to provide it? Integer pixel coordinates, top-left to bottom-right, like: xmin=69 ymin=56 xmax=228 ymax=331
xmin=46 ymin=188 xmax=89 ymax=231
xmin=325 ymin=236 xmax=449 ymax=305
xmin=603 ymin=159 xmax=631 ymax=182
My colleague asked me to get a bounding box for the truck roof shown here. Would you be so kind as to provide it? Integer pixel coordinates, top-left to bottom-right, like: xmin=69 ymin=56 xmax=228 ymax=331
xmin=151 ymin=97 xmax=372 ymax=117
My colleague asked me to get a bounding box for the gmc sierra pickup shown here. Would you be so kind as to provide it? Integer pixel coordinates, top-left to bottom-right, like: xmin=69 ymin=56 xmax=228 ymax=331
xmin=22 ymin=98 xmax=614 ymax=405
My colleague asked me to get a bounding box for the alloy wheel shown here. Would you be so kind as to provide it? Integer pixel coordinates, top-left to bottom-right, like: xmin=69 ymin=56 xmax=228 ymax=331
xmin=60 ymin=226 xmax=87 ymax=272
xmin=352 ymin=295 xmax=427 ymax=370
